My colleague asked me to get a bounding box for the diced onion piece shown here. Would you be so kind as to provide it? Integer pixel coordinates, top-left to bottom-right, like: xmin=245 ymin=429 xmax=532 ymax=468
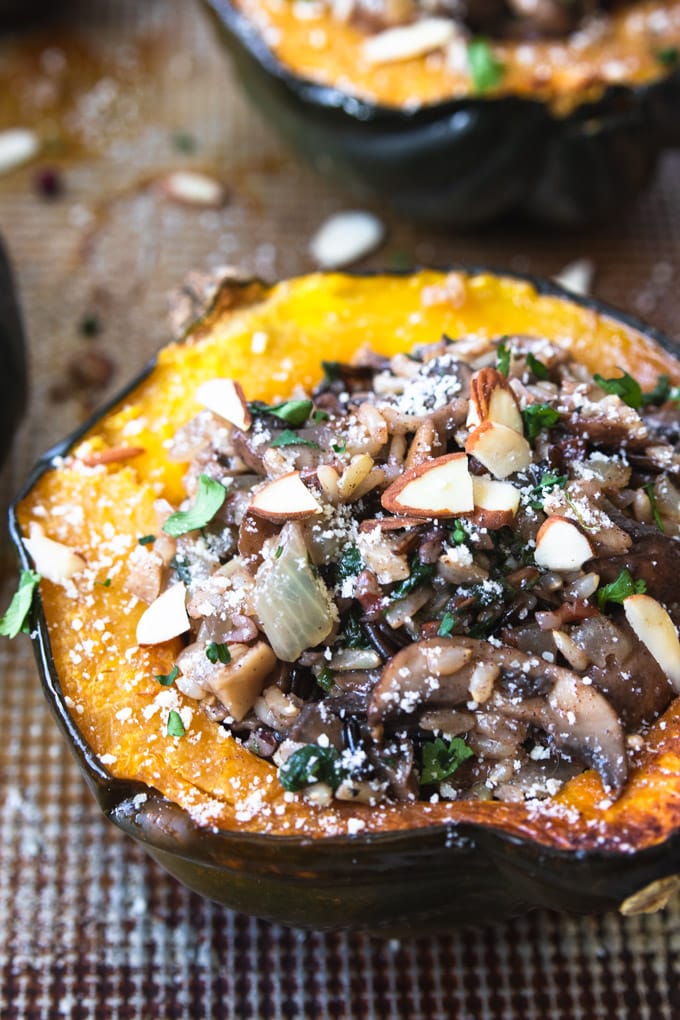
xmin=136 ymin=582 xmax=190 ymax=645
xmin=24 ymin=522 xmax=85 ymax=584
xmin=254 ymin=522 xmax=337 ymax=661
xmin=624 ymin=594 xmax=680 ymax=693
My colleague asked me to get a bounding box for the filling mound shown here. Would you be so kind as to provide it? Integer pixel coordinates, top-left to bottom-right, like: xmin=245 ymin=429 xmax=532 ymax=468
xmin=125 ymin=333 xmax=680 ymax=808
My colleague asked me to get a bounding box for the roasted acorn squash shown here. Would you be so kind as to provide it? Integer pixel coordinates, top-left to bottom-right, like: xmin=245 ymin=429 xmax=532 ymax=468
xmin=0 ymin=238 xmax=27 ymax=467
xmin=11 ymin=269 xmax=680 ymax=932
xmin=203 ymin=0 xmax=680 ymax=227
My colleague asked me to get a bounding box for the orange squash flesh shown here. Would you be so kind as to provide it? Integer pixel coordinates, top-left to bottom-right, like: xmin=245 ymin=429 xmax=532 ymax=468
xmin=17 ymin=270 xmax=680 ymax=850
xmin=234 ymin=0 xmax=680 ymax=115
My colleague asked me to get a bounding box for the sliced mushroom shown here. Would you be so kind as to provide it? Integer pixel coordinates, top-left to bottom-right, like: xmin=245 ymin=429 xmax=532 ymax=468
xmin=367 ymin=639 xmax=473 ymax=723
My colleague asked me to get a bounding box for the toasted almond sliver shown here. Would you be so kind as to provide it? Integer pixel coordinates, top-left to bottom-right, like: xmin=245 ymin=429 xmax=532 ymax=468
xmin=534 ymin=516 xmax=594 ymax=571
xmin=465 ymin=421 xmax=532 ymax=479
xmin=159 ymin=170 xmax=227 ymax=208
xmin=381 ymin=452 xmax=474 ymax=518
xmin=624 ymin=594 xmax=680 ymax=693
xmin=78 ymin=445 xmax=145 ymax=467
xmin=196 ymin=377 xmax=251 ymax=431
xmin=24 ymin=522 xmax=86 ymax=584
xmin=136 ymin=582 xmax=190 ymax=646
xmin=249 ymin=471 xmax=322 ymax=521
xmin=363 ymin=18 xmax=455 ymax=66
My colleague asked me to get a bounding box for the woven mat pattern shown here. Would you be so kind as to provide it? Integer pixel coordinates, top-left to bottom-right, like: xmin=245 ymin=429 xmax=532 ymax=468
xmin=1 ymin=2 xmax=679 ymax=1017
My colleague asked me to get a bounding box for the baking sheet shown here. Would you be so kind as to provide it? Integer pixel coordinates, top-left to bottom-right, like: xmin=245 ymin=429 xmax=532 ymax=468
xmin=1 ymin=1 xmax=679 ymax=1017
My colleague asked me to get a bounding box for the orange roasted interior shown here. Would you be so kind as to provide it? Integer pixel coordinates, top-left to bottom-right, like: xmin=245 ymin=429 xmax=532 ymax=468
xmin=17 ymin=270 xmax=680 ymax=849
xmin=232 ymin=0 xmax=680 ymax=114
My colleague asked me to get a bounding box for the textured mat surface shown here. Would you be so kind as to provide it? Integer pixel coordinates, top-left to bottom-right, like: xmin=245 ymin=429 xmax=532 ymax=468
xmin=1 ymin=2 xmax=679 ymax=1017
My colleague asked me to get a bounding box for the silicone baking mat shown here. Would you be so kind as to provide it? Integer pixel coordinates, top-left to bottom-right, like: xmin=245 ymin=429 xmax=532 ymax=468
xmin=1 ymin=2 xmax=679 ymax=1017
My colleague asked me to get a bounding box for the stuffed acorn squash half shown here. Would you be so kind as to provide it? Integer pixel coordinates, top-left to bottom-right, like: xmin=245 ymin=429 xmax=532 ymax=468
xmin=9 ymin=269 xmax=680 ymax=932
xmin=203 ymin=0 xmax=680 ymax=226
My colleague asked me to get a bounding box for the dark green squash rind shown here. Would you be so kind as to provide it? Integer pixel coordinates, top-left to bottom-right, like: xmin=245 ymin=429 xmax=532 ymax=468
xmin=10 ymin=267 xmax=680 ymax=932
xmin=0 ymin=238 xmax=27 ymax=467
xmin=202 ymin=0 xmax=680 ymax=228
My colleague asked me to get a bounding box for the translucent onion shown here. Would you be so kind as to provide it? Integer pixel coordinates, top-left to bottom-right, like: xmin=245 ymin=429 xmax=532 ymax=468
xmin=254 ymin=522 xmax=337 ymax=661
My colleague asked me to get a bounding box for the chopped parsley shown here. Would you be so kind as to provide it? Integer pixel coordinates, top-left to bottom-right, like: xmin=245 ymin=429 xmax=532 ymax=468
xmin=644 ymin=483 xmax=665 ymax=532
xmin=270 ymin=429 xmax=320 ymax=449
xmin=390 ymin=555 xmax=435 ymax=600
xmin=278 ymin=744 xmax=343 ymax=792
xmin=95 ymin=578 xmax=112 ymax=588
xmin=163 ymin=474 xmax=228 ymax=537
xmin=449 ymin=520 xmax=468 ymax=546
xmin=317 ymin=667 xmax=335 ymax=693
xmin=170 ymin=554 xmax=192 ymax=584
xmin=641 ymin=374 xmax=671 ymax=407
xmin=496 ymin=339 xmax=510 ymax=377
xmin=167 ymin=710 xmax=186 ymax=737
xmin=421 ymin=737 xmax=473 ymax=785
xmin=656 ymin=46 xmax=679 ymax=66
xmin=528 ymin=470 xmax=567 ymax=510
xmin=0 ymin=570 xmax=41 ymax=638
xmin=438 ymin=611 xmax=456 ymax=637
xmin=344 ymin=609 xmax=369 ymax=649
xmin=321 ymin=360 xmax=342 ymax=384
xmin=332 ymin=441 xmax=347 ymax=454
xmin=137 ymin=534 xmax=156 ymax=546
xmin=526 ymin=352 xmax=549 ymax=380
xmin=275 ymin=545 xmax=283 ymax=559
xmin=597 ymin=569 xmax=646 ymax=611
xmin=593 ymin=370 xmax=642 ymax=409
xmin=249 ymin=398 xmax=313 ymax=427
xmin=156 ymin=665 xmax=179 ymax=686
xmin=336 ymin=544 xmax=362 ymax=583
xmin=172 ymin=130 xmax=196 ymax=153
xmin=206 ymin=642 xmax=231 ymax=664
xmin=312 ymin=409 xmax=330 ymax=424
xmin=467 ymin=38 xmax=505 ymax=93
xmin=522 ymin=403 xmax=560 ymax=440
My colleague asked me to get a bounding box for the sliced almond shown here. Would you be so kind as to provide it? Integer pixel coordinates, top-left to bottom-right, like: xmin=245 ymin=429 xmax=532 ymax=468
xmin=465 ymin=421 xmax=532 ymax=479
xmin=78 ymin=445 xmax=145 ymax=467
xmin=196 ymin=378 xmax=251 ymax=431
xmin=534 ymin=517 xmax=594 ymax=571
xmin=136 ymin=582 xmax=190 ymax=645
xmin=0 ymin=128 xmax=40 ymax=175
xmin=249 ymin=472 xmax=322 ymax=521
xmin=624 ymin=594 xmax=680 ymax=693
xmin=363 ymin=18 xmax=455 ymax=65
xmin=309 ymin=210 xmax=385 ymax=270
xmin=381 ymin=452 xmax=474 ymax=518
xmin=24 ymin=522 xmax=86 ymax=584
xmin=159 ymin=170 xmax=227 ymax=208
xmin=470 ymin=476 xmax=520 ymax=529
xmin=467 ymin=367 xmax=523 ymax=433
xmin=359 ymin=516 xmax=423 ymax=532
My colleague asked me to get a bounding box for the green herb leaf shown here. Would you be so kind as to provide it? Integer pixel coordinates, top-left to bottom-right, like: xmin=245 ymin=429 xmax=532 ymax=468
xmin=278 ymin=744 xmax=343 ymax=792
xmin=522 ymin=403 xmax=560 ymax=440
xmin=496 ymin=339 xmax=510 ymax=376
xmin=449 ymin=520 xmax=468 ymax=546
xmin=167 ymin=710 xmax=186 ymax=737
xmin=96 ymin=578 xmax=112 ymax=588
xmin=332 ymin=441 xmax=347 ymax=454
xmin=344 ymin=608 xmax=369 ymax=649
xmin=317 ymin=667 xmax=335 ymax=693
xmin=644 ymin=483 xmax=665 ymax=532
xmin=138 ymin=534 xmax=156 ymax=546
xmin=656 ymin=46 xmax=679 ymax=66
xmin=528 ymin=470 xmax=567 ymax=510
xmin=0 ymin=570 xmax=41 ymax=638
xmin=206 ymin=641 xmax=231 ymax=664
xmin=156 ymin=665 xmax=179 ymax=686
xmin=421 ymin=737 xmax=473 ymax=785
xmin=597 ymin=569 xmax=646 ymax=611
xmin=641 ymin=374 xmax=671 ymax=407
xmin=438 ymin=611 xmax=456 ymax=638
xmin=526 ymin=352 xmax=549 ymax=380
xmin=467 ymin=38 xmax=505 ymax=93
xmin=593 ymin=370 xmax=642 ymax=409
xmin=270 ymin=429 xmax=320 ymax=449
xmin=249 ymin=398 xmax=313 ymax=427
xmin=312 ymin=409 xmax=330 ymax=424
xmin=390 ymin=555 xmax=435 ymax=600
xmin=172 ymin=131 xmax=196 ymax=153
xmin=170 ymin=554 xmax=192 ymax=584
xmin=336 ymin=544 xmax=363 ymax=583
xmin=275 ymin=545 xmax=283 ymax=559
xmin=163 ymin=474 xmax=227 ymax=537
